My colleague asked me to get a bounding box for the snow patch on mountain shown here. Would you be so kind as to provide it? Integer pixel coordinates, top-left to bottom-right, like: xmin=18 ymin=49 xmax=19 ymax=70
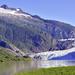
xmin=0 ymin=8 xmax=32 ymax=18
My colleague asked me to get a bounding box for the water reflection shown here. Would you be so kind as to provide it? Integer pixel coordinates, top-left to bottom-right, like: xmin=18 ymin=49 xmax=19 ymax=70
xmin=0 ymin=60 xmax=75 ymax=75
xmin=34 ymin=60 xmax=75 ymax=68
xmin=0 ymin=61 xmax=37 ymax=75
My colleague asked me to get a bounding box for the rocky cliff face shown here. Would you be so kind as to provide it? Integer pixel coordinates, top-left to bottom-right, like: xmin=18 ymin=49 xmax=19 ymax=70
xmin=0 ymin=5 xmax=75 ymax=53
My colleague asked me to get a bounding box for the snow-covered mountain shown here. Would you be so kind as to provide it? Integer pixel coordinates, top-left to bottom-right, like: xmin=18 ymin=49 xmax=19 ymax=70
xmin=0 ymin=4 xmax=75 ymax=53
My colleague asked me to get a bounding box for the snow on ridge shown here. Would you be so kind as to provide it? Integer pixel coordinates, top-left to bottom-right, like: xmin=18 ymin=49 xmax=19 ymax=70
xmin=0 ymin=8 xmax=32 ymax=18
xmin=58 ymin=38 xmax=75 ymax=41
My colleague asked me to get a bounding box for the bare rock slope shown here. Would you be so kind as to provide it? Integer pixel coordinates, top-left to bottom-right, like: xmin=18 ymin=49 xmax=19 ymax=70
xmin=0 ymin=5 xmax=75 ymax=53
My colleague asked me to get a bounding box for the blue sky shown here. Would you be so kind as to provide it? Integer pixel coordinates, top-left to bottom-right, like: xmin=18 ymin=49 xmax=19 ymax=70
xmin=0 ymin=0 xmax=75 ymax=26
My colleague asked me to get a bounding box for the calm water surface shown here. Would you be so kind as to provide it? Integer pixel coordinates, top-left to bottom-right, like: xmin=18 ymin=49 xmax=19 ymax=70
xmin=0 ymin=60 xmax=75 ymax=75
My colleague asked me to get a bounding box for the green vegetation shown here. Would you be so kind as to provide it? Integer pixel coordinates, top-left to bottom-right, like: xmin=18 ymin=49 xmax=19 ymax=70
xmin=0 ymin=48 xmax=31 ymax=63
xmin=15 ymin=66 xmax=75 ymax=75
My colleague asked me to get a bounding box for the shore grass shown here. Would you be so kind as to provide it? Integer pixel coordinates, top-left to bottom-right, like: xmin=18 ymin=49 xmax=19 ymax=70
xmin=0 ymin=48 xmax=31 ymax=63
xmin=15 ymin=66 xmax=75 ymax=75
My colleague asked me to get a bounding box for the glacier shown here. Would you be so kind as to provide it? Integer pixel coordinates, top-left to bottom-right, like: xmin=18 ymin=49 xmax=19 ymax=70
xmin=31 ymin=47 xmax=75 ymax=60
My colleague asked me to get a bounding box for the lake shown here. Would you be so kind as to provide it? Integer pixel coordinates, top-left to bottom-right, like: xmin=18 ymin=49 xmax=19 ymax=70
xmin=0 ymin=60 xmax=75 ymax=75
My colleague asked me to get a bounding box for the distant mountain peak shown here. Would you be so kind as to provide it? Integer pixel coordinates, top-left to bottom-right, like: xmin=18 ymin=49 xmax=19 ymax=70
xmin=0 ymin=4 xmax=23 ymax=13
xmin=0 ymin=4 xmax=8 ymax=9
